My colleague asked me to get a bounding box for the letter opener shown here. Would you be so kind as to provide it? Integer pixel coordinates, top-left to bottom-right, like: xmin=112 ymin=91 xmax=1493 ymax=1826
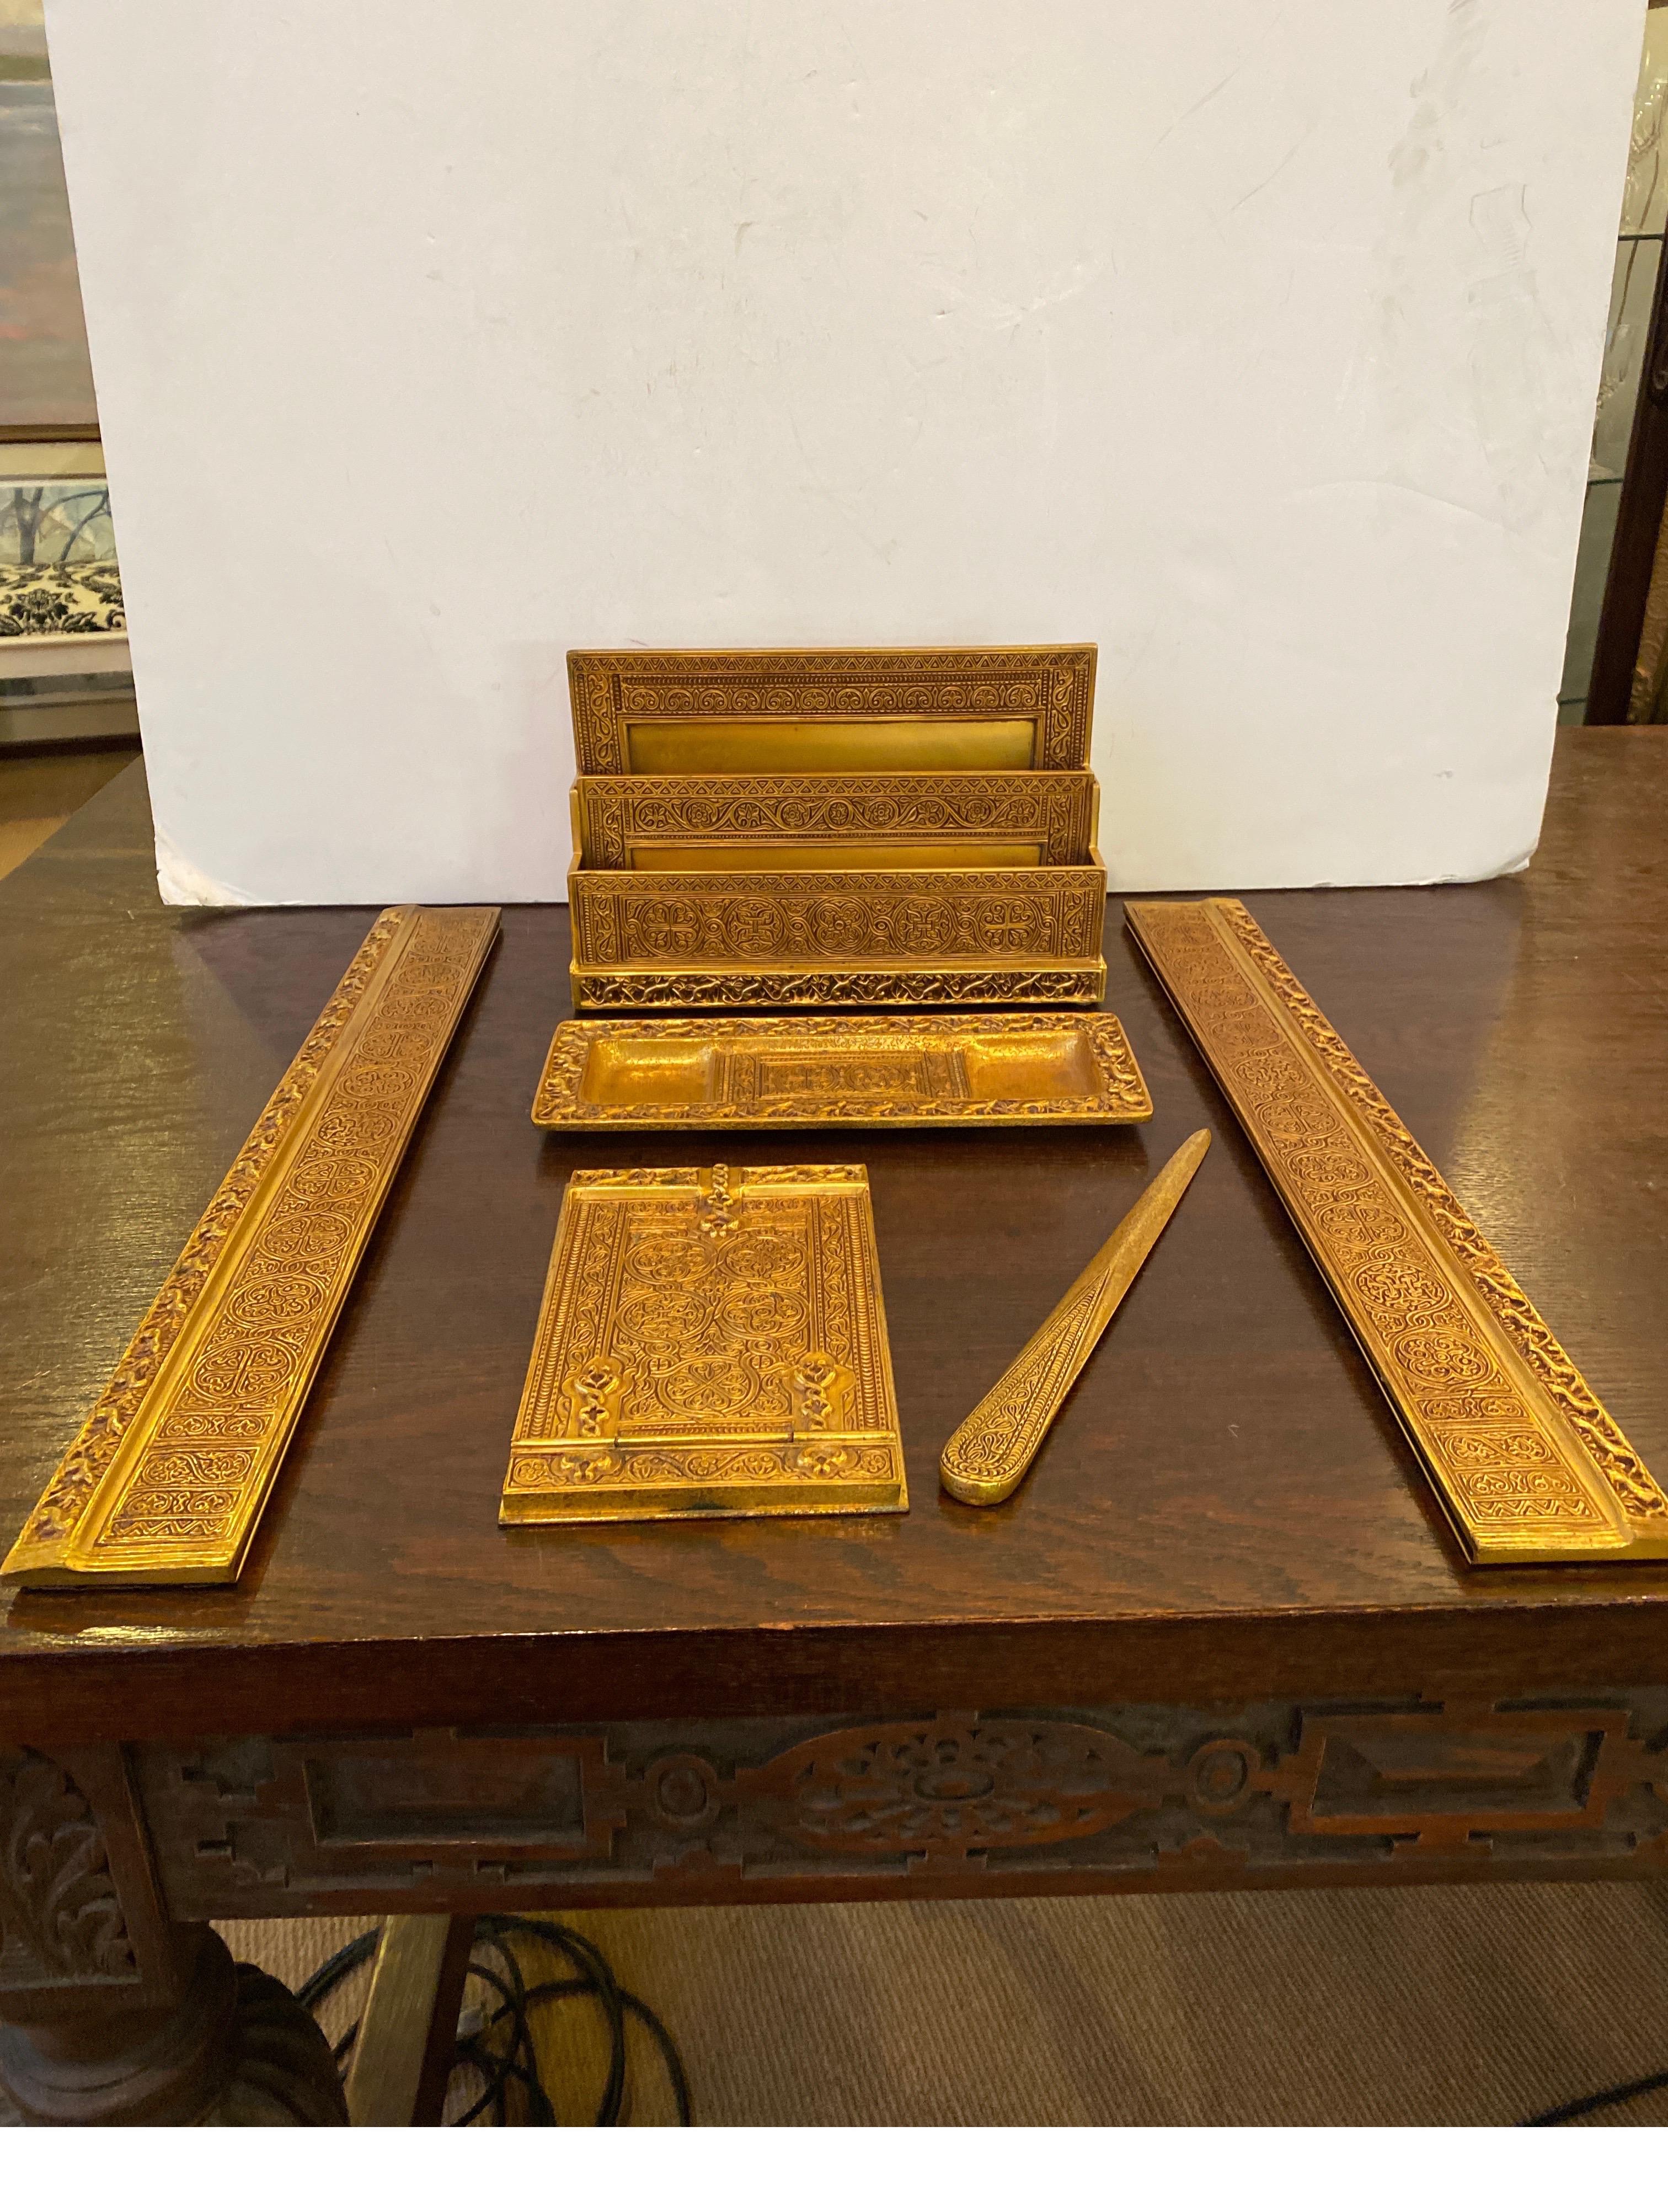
xmin=940 ymin=1129 xmax=1211 ymax=1506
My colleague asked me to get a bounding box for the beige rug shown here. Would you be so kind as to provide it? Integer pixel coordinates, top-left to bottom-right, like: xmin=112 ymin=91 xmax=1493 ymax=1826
xmin=215 ymin=1881 xmax=1668 ymax=2126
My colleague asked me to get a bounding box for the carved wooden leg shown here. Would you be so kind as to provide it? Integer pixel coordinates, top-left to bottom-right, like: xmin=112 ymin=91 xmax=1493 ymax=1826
xmin=0 ymin=1743 xmax=346 ymax=2125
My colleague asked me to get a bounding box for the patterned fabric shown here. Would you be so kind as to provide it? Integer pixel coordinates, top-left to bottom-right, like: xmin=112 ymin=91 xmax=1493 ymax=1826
xmin=0 ymin=562 xmax=125 ymax=637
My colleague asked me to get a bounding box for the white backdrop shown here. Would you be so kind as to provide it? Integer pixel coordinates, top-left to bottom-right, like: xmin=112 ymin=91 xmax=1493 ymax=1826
xmin=45 ymin=0 xmax=1642 ymax=904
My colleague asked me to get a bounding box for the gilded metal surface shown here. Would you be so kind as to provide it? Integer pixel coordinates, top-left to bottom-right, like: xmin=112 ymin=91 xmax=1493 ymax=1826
xmin=571 ymin=960 xmax=1108 ymax=1012
xmin=568 ymin=859 xmax=1108 ymax=1009
xmin=532 ymin=1012 xmax=1152 ymax=1130
xmin=2 ymin=905 xmax=500 ymax=1589
xmin=503 ymin=1164 xmax=906 ymax=1526
xmin=941 ymin=1131 xmax=1211 ymax=1505
xmin=574 ymin=771 xmax=1095 ymax=869
xmin=1125 ymin=897 xmax=1668 ymax=1566
xmin=616 ymin=723 xmax=1038 ymax=774
xmin=568 ymin=645 xmax=1097 ymax=775
xmin=564 ymin=647 xmax=1105 ymax=1010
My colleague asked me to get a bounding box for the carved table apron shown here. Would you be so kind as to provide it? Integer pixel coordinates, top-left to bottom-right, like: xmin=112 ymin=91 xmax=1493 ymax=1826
xmin=9 ymin=1688 xmax=1668 ymax=2122
xmin=119 ymin=1695 xmax=1668 ymax=1917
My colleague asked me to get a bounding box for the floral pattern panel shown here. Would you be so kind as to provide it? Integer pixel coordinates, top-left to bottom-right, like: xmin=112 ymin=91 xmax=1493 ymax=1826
xmin=0 ymin=556 xmax=125 ymax=638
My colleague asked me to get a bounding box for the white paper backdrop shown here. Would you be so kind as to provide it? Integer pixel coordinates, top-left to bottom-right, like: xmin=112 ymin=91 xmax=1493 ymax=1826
xmin=44 ymin=0 xmax=1642 ymax=903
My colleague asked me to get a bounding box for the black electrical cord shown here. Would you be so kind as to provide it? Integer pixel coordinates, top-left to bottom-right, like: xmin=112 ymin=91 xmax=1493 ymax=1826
xmin=298 ymin=1914 xmax=691 ymax=2126
xmin=482 ymin=1916 xmax=628 ymax=2124
xmin=448 ymin=1956 xmax=535 ymax=2129
xmin=457 ymin=1935 xmax=555 ymax=2127
xmin=1520 ymin=2068 xmax=1668 ymax=2126
xmin=295 ymin=1928 xmax=380 ymax=2015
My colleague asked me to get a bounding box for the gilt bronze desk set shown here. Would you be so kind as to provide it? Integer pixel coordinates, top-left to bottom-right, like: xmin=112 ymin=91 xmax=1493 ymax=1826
xmin=512 ymin=643 xmax=1146 ymax=1527
xmin=4 ymin=645 xmax=1660 ymax=1585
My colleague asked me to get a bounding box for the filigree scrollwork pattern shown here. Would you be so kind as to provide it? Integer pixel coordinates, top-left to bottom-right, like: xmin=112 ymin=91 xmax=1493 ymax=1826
xmin=505 ymin=1164 xmax=904 ymax=1517
xmin=567 ymin=647 xmax=1097 ymax=775
xmin=939 ymin=1270 xmax=1108 ymax=1496
xmin=9 ymin=911 xmax=406 ymax=1554
xmin=574 ymin=772 xmax=1095 ymax=867
xmin=1125 ymin=899 xmax=1665 ymax=1562
xmin=563 ymin=649 xmax=1104 ymax=1013
xmin=571 ymin=965 xmax=1107 ymax=1011
xmin=4 ymin=906 xmax=499 ymax=1586
xmin=532 ymin=1012 xmax=1150 ymax=1129
xmin=1213 ymin=900 xmax=1667 ymax=1531
xmin=571 ymin=867 xmax=1105 ymax=969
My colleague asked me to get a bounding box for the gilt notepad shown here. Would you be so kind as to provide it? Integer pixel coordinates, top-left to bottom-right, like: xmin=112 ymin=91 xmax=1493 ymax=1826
xmin=503 ymin=1164 xmax=907 ymax=1526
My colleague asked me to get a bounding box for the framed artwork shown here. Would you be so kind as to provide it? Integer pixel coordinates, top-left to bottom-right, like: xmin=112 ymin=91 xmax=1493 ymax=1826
xmin=1 ymin=3 xmax=97 ymax=431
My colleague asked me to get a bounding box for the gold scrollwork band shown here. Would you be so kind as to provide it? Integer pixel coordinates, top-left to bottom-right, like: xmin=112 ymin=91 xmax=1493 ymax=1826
xmin=1125 ymin=897 xmax=1668 ymax=1566
xmin=573 ymin=771 xmax=1095 ymax=868
xmin=568 ymin=645 xmax=1097 ymax=776
xmin=2 ymin=905 xmax=500 ymax=1589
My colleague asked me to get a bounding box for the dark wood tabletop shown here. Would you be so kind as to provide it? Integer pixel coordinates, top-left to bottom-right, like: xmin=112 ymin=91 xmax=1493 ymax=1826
xmin=3 ymin=734 xmax=1665 ymax=1743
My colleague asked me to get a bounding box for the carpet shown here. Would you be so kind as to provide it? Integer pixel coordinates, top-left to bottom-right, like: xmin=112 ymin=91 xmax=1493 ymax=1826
xmin=214 ymin=1880 xmax=1668 ymax=2126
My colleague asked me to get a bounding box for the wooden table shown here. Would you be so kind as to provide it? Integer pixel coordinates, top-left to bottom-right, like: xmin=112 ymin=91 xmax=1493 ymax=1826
xmin=3 ymin=733 xmax=1666 ymax=2123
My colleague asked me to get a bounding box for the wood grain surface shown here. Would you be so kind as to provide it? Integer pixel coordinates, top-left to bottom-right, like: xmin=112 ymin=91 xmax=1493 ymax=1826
xmin=2 ymin=739 xmax=1665 ymax=1740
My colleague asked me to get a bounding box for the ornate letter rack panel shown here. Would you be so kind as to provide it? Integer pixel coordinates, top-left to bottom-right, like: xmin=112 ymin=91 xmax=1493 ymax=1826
xmin=566 ymin=646 xmax=1107 ymax=1009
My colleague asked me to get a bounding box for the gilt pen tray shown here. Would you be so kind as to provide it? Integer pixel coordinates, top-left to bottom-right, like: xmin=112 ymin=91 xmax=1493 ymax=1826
xmin=531 ymin=1012 xmax=1152 ymax=1129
